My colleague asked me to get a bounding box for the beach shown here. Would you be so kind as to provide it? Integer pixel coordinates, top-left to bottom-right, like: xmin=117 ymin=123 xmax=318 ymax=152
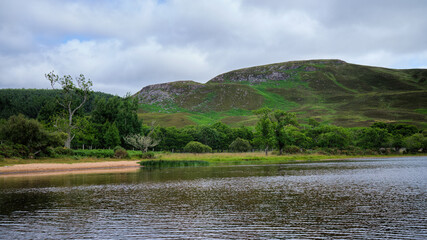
xmin=0 ymin=161 xmax=140 ymax=177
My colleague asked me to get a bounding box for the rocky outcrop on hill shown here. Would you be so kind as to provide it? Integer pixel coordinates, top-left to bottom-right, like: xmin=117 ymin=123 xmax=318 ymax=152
xmin=136 ymin=81 xmax=203 ymax=104
xmin=208 ymin=59 xmax=345 ymax=84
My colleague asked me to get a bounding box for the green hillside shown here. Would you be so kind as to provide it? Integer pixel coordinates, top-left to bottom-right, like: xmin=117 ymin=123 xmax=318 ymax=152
xmin=136 ymin=59 xmax=427 ymax=128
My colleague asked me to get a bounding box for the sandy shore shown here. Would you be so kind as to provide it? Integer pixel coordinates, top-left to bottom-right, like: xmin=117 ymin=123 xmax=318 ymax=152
xmin=0 ymin=161 xmax=141 ymax=177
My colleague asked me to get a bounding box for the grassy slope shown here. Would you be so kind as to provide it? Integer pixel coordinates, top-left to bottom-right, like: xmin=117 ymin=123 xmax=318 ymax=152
xmin=137 ymin=60 xmax=427 ymax=128
xmin=3 ymin=153 xmax=425 ymax=168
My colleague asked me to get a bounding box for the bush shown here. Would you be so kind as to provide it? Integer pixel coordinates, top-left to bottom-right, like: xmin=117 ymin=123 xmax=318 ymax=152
xmin=403 ymin=133 xmax=426 ymax=152
xmin=140 ymin=151 xmax=155 ymax=159
xmin=0 ymin=144 xmax=29 ymax=158
xmin=284 ymin=145 xmax=301 ymax=154
xmin=229 ymin=138 xmax=252 ymax=152
xmin=114 ymin=147 xmax=130 ymax=159
xmin=0 ymin=144 xmax=15 ymax=158
xmin=183 ymin=141 xmax=212 ymax=153
xmin=0 ymin=114 xmax=65 ymax=158
xmin=53 ymin=147 xmax=74 ymax=156
xmin=73 ymin=149 xmax=114 ymax=158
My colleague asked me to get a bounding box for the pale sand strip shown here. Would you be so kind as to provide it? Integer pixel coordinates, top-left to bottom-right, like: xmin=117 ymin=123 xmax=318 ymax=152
xmin=0 ymin=161 xmax=141 ymax=177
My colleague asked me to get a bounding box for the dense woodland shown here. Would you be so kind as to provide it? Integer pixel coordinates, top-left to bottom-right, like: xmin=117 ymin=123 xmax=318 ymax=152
xmin=0 ymin=85 xmax=426 ymax=159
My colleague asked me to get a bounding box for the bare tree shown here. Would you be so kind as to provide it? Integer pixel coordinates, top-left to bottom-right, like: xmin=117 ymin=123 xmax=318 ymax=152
xmin=46 ymin=71 xmax=93 ymax=148
xmin=124 ymin=127 xmax=160 ymax=153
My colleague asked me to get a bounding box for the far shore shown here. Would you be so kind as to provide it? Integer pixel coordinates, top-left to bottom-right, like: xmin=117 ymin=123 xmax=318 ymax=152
xmin=1 ymin=153 xmax=425 ymax=177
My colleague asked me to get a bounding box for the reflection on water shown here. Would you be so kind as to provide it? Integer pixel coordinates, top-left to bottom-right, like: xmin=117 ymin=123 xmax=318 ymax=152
xmin=1 ymin=157 xmax=426 ymax=239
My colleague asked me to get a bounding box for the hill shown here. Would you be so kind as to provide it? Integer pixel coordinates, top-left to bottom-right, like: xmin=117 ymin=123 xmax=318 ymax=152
xmin=136 ymin=59 xmax=427 ymax=128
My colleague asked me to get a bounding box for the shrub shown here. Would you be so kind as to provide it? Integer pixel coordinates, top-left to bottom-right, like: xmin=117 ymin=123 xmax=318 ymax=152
xmin=183 ymin=141 xmax=212 ymax=153
xmin=114 ymin=147 xmax=130 ymax=159
xmin=0 ymin=144 xmax=30 ymax=158
xmin=140 ymin=151 xmax=155 ymax=159
xmin=113 ymin=146 xmax=124 ymax=152
xmin=284 ymin=145 xmax=301 ymax=154
xmin=53 ymin=147 xmax=74 ymax=156
xmin=229 ymin=138 xmax=252 ymax=152
xmin=73 ymin=149 xmax=114 ymax=158
xmin=403 ymin=133 xmax=426 ymax=152
xmin=0 ymin=114 xmax=64 ymax=157
xmin=0 ymin=144 xmax=15 ymax=158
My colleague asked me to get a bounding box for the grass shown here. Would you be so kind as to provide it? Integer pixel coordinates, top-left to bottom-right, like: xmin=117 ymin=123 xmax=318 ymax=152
xmin=2 ymin=152 xmax=425 ymax=168
xmin=136 ymin=59 xmax=427 ymax=128
xmin=325 ymin=72 xmax=358 ymax=93
xmin=152 ymin=152 xmax=424 ymax=166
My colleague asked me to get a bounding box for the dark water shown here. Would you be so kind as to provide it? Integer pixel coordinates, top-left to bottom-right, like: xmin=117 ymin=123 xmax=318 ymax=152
xmin=1 ymin=157 xmax=426 ymax=239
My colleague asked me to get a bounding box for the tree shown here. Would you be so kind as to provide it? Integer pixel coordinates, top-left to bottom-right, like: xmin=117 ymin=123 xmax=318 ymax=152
xmin=253 ymin=108 xmax=275 ymax=155
xmin=183 ymin=141 xmax=212 ymax=153
xmin=157 ymin=126 xmax=192 ymax=152
xmin=283 ymin=126 xmax=312 ymax=149
xmin=272 ymin=110 xmax=298 ymax=155
xmin=46 ymin=71 xmax=93 ymax=148
xmin=403 ymin=133 xmax=426 ymax=152
xmin=357 ymin=127 xmax=391 ymax=149
xmin=124 ymin=127 xmax=160 ymax=153
xmin=115 ymin=96 xmax=142 ymax=144
xmin=0 ymin=114 xmax=65 ymax=157
xmin=104 ymin=122 xmax=121 ymax=148
xmin=73 ymin=116 xmax=98 ymax=149
xmin=229 ymin=138 xmax=252 ymax=152
xmin=196 ymin=126 xmax=222 ymax=150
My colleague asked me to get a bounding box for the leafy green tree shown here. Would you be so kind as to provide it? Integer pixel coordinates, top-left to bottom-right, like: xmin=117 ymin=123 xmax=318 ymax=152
xmin=271 ymin=110 xmax=298 ymax=155
xmin=232 ymin=125 xmax=254 ymax=142
xmin=91 ymin=97 xmax=121 ymax=124
xmin=157 ymin=127 xmax=192 ymax=152
xmin=183 ymin=141 xmax=212 ymax=153
xmin=403 ymin=133 xmax=426 ymax=152
xmin=46 ymin=71 xmax=93 ymax=148
xmin=116 ymin=96 xmax=142 ymax=144
xmin=371 ymin=122 xmax=419 ymax=137
xmin=211 ymin=122 xmax=234 ymax=150
xmin=229 ymin=137 xmax=252 ymax=152
xmin=72 ymin=116 xmax=98 ymax=149
xmin=284 ymin=126 xmax=312 ymax=149
xmin=196 ymin=126 xmax=222 ymax=150
xmin=316 ymin=126 xmax=351 ymax=149
xmin=253 ymin=108 xmax=275 ymax=155
xmin=104 ymin=122 xmax=121 ymax=149
xmin=0 ymin=114 xmax=65 ymax=157
xmin=91 ymin=96 xmax=141 ymax=146
xmin=253 ymin=108 xmax=298 ymax=155
xmin=357 ymin=127 xmax=391 ymax=149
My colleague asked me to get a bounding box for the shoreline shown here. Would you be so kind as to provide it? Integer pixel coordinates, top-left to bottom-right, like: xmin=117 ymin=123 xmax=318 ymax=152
xmin=1 ymin=154 xmax=425 ymax=177
xmin=0 ymin=161 xmax=140 ymax=177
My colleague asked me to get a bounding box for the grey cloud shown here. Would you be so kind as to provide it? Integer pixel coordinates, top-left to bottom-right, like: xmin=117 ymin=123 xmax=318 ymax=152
xmin=0 ymin=0 xmax=426 ymax=95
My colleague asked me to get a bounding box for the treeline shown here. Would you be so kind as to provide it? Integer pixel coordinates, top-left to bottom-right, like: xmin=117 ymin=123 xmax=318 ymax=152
xmin=0 ymin=95 xmax=142 ymax=158
xmin=0 ymin=89 xmax=114 ymax=119
xmin=0 ymin=96 xmax=426 ymax=158
xmin=150 ymin=109 xmax=426 ymax=155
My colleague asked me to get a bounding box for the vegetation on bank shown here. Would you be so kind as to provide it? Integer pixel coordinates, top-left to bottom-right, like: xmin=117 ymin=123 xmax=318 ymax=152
xmin=0 ymin=69 xmax=426 ymax=165
xmin=2 ymin=150 xmax=425 ymax=168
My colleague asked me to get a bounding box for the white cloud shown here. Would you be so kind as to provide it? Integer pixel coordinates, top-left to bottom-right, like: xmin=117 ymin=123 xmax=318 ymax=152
xmin=0 ymin=0 xmax=426 ymax=95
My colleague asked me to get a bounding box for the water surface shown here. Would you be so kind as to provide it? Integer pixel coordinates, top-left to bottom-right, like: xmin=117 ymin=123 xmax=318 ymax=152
xmin=1 ymin=157 xmax=426 ymax=239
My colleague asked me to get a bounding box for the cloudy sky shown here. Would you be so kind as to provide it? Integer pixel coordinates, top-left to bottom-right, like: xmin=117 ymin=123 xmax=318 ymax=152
xmin=1 ymin=0 xmax=426 ymax=96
